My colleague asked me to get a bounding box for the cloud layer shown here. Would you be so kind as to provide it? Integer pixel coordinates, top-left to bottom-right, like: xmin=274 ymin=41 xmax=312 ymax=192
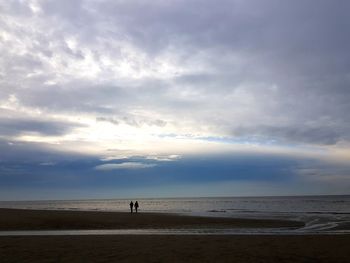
xmin=95 ymin=162 xmax=156 ymax=170
xmin=1 ymin=0 xmax=350 ymax=198
xmin=1 ymin=0 xmax=350 ymax=148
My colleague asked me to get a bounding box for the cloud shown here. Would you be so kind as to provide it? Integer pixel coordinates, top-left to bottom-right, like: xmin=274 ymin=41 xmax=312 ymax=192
xmin=0 ymin=117 xmax=84 ymax=137
xmin=0 ymin=0 xmax=350 ymax=199
xmin=0 ymin=136 xmax=349 ymax=199
xmin=1 ymin=0 xmax=349 ymax=148
xmin=96 ymin=117 xmax=119 ymax=125
xmin=95 ymin=162 xmax=156 ymax=171
xmin=146 ymin=155 xmax=181 ymax=162
xmin=0 ymin=138 xmax=92 ymax=164
xmin=96 ymin=115 xmax=166 ymax=127
xmin=232 ymin=125 xmax=346 ymax=145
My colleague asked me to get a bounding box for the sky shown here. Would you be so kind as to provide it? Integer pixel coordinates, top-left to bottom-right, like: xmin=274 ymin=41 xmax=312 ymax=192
xmin=1 ymin=0 xmax=350 ymax=200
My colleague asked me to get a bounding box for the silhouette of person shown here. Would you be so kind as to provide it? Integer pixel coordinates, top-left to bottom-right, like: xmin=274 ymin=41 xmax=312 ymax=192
xmin=135 ymin=201 xmax=139 ymax=213
xmin=129 ymin=201 xmax=134 ymax=213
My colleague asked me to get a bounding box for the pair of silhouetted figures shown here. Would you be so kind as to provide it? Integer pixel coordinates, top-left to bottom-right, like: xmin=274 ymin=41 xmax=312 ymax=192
xmin=129 ymin=201 xmax=139 ymax=213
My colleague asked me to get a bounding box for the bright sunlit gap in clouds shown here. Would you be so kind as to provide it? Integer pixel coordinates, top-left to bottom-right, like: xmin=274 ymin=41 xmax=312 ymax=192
xmin=1 ymin=0 xmax=350 ymax=200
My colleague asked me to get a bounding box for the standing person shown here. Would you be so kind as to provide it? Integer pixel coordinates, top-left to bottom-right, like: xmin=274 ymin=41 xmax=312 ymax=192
xmin=134 ymin=201 xmax=139 ymax=213
xmin=129 ymin=201 xmax=134 ymax=213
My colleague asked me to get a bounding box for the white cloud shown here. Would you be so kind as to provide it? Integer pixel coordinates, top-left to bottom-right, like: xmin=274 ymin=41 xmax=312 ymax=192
xmin=146 ymin=154 xmax=181 ymax=162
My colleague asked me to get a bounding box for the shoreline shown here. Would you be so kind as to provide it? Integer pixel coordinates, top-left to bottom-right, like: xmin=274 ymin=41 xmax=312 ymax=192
xmin=0 ymin=208 xmax=303 ymax=231
xmin=1 ymin=208 xmax=349 ymax=262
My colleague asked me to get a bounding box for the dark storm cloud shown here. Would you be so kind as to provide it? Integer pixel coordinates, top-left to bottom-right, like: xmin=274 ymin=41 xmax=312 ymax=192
xmin=0 ymin=139 xmax=87 ymax=163
xmin=232 ymin=125 xmax=348 ymax=145
xmin=1 ymin=142 xmax=349 ymax=199
xmin=0 ymin=118 xmax=85 ymax=137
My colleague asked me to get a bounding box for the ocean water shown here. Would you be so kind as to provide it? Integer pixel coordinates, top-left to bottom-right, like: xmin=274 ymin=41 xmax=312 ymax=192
xmin=1 ymin=195 xmax=350 ymax=232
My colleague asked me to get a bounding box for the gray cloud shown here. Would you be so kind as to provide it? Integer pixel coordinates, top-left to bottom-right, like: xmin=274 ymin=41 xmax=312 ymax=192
xmin=0 ymin=139 xmax=87 ymax=164
xmin=0 ymin=118 xmax=85 ymax=137
xmin=232 ymin=125 xmax=346 ymax=145
xmin=96 ymin=117 xmax=119 ymax=125
xmin=1 ymin=0 xmax=350 ymax=146
xmin=96 ymin=115 xmax=166 ymax=127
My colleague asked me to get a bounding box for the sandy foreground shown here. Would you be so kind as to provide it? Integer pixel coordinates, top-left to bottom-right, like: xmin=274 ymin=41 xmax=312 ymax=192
xmin=0 ymin=208 xmax=303 ymax=230
xmin=0 ymin=209 xmax=349 ymax=262
xmin=1 ymin=235 xmax=349 ymax=263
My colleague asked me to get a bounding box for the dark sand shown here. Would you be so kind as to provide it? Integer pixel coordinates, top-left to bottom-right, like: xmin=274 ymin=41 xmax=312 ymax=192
xmin=0 ymin=208 xmax=303 ymax=230
xmin=1 ymin=209 xmax=349 ymax=262
xmin=1 ymin=235 xmax=350 ymax=263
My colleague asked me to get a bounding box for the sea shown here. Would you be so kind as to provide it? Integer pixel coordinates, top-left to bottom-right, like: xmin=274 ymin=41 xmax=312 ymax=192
xmin=1 ymin=195 xmax=350 ymax=235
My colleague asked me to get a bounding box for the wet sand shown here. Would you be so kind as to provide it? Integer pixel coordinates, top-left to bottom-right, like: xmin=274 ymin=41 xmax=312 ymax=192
xmin=1 ymin=235 xmax=349 ymax=263
xmin=0 ymin=208 xmax=303 ymax=230
xmin=1 ymin=209 xmax=349 ymax=262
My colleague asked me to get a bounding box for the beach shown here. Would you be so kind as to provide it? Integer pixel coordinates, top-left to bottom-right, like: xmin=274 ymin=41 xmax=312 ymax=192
xmin=0 ymin=209 xmax=349 ymax=262
xmin=1 ymin=235 xmax=350 ymax=262
xmin=0 ymin=208 xmax=303 ymax=230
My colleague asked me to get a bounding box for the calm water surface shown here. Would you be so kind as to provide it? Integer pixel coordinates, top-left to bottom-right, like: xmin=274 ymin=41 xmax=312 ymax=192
xmin=1 ymin=195 xmax=349 ymax=232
